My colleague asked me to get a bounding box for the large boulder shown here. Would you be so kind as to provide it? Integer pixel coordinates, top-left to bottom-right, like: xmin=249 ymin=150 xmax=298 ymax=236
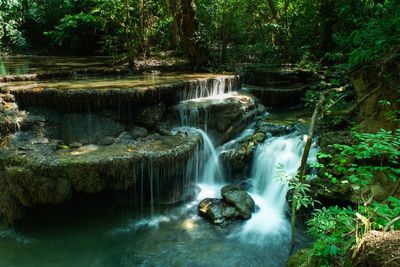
xmin=174 ymin=92 xmax=261 ymax=145
xmin=221 ymin=184 xmax=255 ymax=219
xmin=198 ymin=184 xmax=256 ymax=225
xmin=198 ymin=198 xmax=226 ymax=225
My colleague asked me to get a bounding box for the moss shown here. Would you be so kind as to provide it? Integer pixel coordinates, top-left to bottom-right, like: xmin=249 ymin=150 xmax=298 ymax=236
xmin=0 ymin=126 xmax=201 ymax=222
xmin=286 ymin=249 xmax=316 ymax=267
xmin=0 ymin=166 xmax=73 ymax=222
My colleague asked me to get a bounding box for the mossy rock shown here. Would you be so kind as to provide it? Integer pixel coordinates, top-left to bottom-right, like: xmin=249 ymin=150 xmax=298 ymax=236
xmin=286 ymin=249 xmax=315 ymax=267
xmin=0 ymin=131 xmax=201 ymax=222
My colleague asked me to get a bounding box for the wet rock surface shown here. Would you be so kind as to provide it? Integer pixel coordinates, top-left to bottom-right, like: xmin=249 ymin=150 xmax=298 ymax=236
xmin=198 ymin=184 xmax=256 ymax=225
xmin=174 ymin=92 xmax=262 ymax=145
xmin=255 ymin=121 xmax=294 ymax=136
xmin=242 ymin=68 xmax=318 ymax=108
xmin=134 ymin=103 xmax=166 ymax=130
xmin=221 ymin=184 xmax=255 ymax=219
xmin=0 ymin=106 xmax=203 ymax=221
xmin=0 ymin=93 xmax=25 ymax=140
xmin=222 ymin=110 xmax=311 ymax=179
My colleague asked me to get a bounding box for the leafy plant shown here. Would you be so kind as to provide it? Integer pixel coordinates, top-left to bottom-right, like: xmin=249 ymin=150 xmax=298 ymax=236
xmin=305 ymin=129 xmax=400 ymax=265
xmin=306 ymin=206 xmax=356 ymax=266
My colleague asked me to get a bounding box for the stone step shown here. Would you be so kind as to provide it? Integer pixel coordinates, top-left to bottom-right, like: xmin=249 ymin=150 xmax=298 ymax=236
xmin=242 ymin=84 xmax=311 ymax=108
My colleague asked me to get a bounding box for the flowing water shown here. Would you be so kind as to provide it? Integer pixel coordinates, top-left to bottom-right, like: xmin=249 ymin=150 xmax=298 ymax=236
xmin=0 ymin=65 xmax=315 ymax=266
xmin=0 ymin=126 xmax=313 ymax=267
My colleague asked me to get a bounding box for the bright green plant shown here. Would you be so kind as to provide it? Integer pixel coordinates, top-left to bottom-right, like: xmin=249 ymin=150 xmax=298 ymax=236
xmin=306 ymin=206 xmax=356 ymax=266
xmin=304 ymin=129 xmax=400 ymax=265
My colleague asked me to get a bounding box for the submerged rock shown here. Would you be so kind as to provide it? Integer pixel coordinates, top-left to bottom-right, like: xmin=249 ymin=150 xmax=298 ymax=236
xmin=61 ymin=113 xmax=124 ymax=145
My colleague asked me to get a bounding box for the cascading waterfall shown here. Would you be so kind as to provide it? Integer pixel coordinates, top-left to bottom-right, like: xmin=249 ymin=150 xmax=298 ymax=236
xmin=177 ymin=87 xmax=239 ymax=130
xmin=193 ymin=128 xmax=224 ymax=184
xmin=181 ymin=77 xmax=235 ymax=100
xmin=134 ymin=77 xmax=236 ymax=217
xmin=239 ymin=132 xmax=317 ymax=242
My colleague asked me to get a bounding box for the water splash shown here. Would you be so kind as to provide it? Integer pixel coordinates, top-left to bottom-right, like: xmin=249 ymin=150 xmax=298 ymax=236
xmin=175 ymin=127 xmax=224 ymax=185
xmin=239 ymin=132 xmax=317 ymax=242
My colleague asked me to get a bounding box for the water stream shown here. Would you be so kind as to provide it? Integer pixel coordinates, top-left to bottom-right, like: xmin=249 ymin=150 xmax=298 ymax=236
xmin=0 ymin=72 xmax=315 ymax=266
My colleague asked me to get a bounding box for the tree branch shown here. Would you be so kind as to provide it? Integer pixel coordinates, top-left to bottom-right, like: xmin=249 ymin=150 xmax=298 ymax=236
xmin=325 ymin=87 xmax=380 ymax=117
xmin=384 ymin=214 xmax=400 ymax=231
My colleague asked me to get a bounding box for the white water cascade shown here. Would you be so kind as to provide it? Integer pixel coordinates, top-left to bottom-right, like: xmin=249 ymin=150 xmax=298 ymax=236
xmin=239 ymin=132 xmax=317 ymax=242
xmin=181 ymin=77 xmax=235 ymax=100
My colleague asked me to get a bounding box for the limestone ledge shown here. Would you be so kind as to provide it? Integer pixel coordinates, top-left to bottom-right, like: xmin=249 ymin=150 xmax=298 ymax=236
xmin=0 ymin=74 xmax=240 ymax=112
xmin=0 ymin=132 xmax=201 ymax=222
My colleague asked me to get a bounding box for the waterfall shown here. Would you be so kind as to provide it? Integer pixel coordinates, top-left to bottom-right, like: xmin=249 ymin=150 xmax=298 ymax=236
xmin=194 ymin=129 xmax=224 ymax=184
xmin=239 ymin=132 xmax=317 ymax=242
xmin=181 ymin=77 xmax=235 ymax=100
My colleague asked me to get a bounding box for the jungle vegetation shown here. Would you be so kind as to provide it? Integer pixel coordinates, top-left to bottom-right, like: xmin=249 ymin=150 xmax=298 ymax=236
xmin=1 ymin=0 xmax=399 ymax=266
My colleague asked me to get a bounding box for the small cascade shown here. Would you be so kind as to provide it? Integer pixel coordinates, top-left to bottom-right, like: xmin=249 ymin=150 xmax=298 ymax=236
xmin=180 ymin=77 xmax=235 ymax=100
xmin=193 ymin=128 xmax=224 ymax=184
xmin=239 ymin=132 xmax=317 ymax=241
xmin=178 ymin=102 xmax=208 ymax=131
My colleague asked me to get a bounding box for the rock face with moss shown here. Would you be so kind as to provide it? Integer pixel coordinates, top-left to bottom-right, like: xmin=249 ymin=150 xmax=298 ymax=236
xmin=174 ymin=92 xmax=262 ymax=144
xmin=0 ymin=122 xmax=202 ymax=221
xmin=349 ymin=67 xmax=399 ymax=132
xmin=0 ymin=93 xmax=25 ymax=141
xmin=0 ymin=74 xmax=241 ymax=222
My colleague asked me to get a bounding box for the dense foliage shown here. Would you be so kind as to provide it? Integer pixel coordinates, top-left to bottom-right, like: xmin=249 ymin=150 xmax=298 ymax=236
xmin=1 ymin=1 xmax=399 ymax=266
xmin=1 ymin=0 xmax=398 ymax=68
xmin=303 ymin=129 xmax=400 ymax=265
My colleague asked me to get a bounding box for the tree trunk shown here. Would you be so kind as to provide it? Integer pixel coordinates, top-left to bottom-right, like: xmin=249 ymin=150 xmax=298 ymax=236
xmin=123 ymin=0 xmax=137 ymax=71
xmin=178 ymin=0 xmax=211 ymax=69
xmin=166 ymin=0 xmax=180 ymax=50
xmin=290 ymin=93 xmax=325 ymax=254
